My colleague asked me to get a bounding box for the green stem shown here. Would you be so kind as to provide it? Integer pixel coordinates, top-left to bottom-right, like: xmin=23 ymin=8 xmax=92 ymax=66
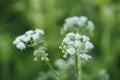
xmin=75 ymin=54 xmax=79 ymax=80
xmin=78 ymin=59 xmax=82 ymax=80
xmin=46 ymin=61 xmax=62 ymax=80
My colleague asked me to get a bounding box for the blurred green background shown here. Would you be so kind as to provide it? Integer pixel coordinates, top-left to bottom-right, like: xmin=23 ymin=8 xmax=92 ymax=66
xmin=0 ymin=0 xmax=120 ymax=80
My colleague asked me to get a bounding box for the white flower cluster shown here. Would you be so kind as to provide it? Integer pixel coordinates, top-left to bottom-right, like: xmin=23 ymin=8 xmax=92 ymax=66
xmin=61 ymin=16 xmax=94 ymax=34
xmin=59 ymin=32 xmax=93 ymax=60
xmin=13 ymin=29 xmax=44 ymax=50
xmin=13 ymin=29 xmax=49 ymax=61
xmin=33 ymin=47 xmax=49 ymax=61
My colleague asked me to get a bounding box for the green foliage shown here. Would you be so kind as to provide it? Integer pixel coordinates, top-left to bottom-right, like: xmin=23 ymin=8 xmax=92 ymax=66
xmin=0 ymin=0 xmax=120 ymax=80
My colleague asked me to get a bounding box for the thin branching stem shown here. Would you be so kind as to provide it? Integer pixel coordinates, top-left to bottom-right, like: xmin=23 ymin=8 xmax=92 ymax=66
xmin=46 ymin=61 xmax=63 ymax=80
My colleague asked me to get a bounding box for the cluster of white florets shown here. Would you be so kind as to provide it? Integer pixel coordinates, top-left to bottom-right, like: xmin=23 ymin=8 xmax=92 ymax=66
xmin=13 ymin=29 xmax=49 ymax=61
xmin=61 ymin=16 xmax=94 ymax=34
xmin=59 ymin=32 xmax=93 ymax=60
xmin=33 ymin=46 xmax=49 ymax=61
xmin=13 ymin=29 xmax=44 ymax=50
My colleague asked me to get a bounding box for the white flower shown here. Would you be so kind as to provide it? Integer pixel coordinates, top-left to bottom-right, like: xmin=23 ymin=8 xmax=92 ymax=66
xmin=60 ymin=33 xmax=94 ymax=58
xmin=87 ymin=20 xmax=94 ymax=31
xmin=61 ymin=16 xmax=95 ymax=35
xmin=13 ymin=29 xmax=45 ymax=50
xmin=82 ymin=35 xmax=90 ymax=41
xmin=22 ymin=35 xmax=31 ymax=43
xmin=13 ymin=35 xmax=25 ymax=44
xmin=74 ymin=40 xmax=82 ymax=48
xmin=66 ymin=32 xmax=75 ymax=38
xmin=66 ymin=47 xmax=76 ymax=55
xmin=79 ymin=16 xmax=88 ymax=23
xmin=63 ymin=37 xmax=70 ymax=44
xmin=79 ymin=53 xmax=92 ymax=60
xmin=75 ymin=33 xmax=81 ymax=39
xmin=85 ymin=41 xmax=94 ymax=49
xmin=13 ymin=38 xmax=21 ymax=45
xmin=25 ymin=30 xmax=34 ymax=35
xmin=77 ymin=16 xmax=88 ymax=27
xmin=35 ymin=29 xmax=44 ymax=35
xmin=16 ymin=42 xmax=26 ymax=50
xmin=32 ymin=33 xmax=40 ymax=41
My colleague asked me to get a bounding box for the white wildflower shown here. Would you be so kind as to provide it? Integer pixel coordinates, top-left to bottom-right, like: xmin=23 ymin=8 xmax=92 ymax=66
xmin=60 ymin=33 xmax=93 ymax=58
xmin=75 ymin=33 xmax=81 ymax=40
xmin=77 ymin=16 xmax=88 ymax=27
xmin=74 ymin=40 xmax=82 ymax=48
xmin=35 ymin=29 xmax=44 ymax=35
xmin=85 ymin=41 xmax=94 ymax=49
xmin=66 ymin=32 xmax=75 ymax=38
xmin=82 ymin=35 xmax=90 ymax=41
xmin=87 ymin=20 xmax=95 ymax=32
xmin=66 ymin=47 xmax=76 ymax=55
xmin=25 ymin=30 xmax=34 ymax=35
xmin=61 ymin=16 xmax=95 ymax=34
xmin=13 ymin=38 xmax=21 ymax=45
xmin=22 ymin=35 xmax=31 ymax=43
xmin=63 ymin=37 xmax=70 ymax=44
xmin=79 ymin=53 xmax=92 ymax=60
xmin=16 ymin=42 xmax=26 ymax=50
xmin=32 ymin=33 xmax=40 ymax=41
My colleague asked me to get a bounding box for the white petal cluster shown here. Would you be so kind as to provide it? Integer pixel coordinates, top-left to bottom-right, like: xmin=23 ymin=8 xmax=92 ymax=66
xmin=64 ymin=16 xmax=87 ymax=27
xmin=13 ymin=29 xmax=44 ymax=50
xmin=59 ymin=32 xmax=93 ymax=58
xmin=79 ymin=53 xmax=92 ymax=60
xmin=61 ymin=16 xmax=94 ymax=34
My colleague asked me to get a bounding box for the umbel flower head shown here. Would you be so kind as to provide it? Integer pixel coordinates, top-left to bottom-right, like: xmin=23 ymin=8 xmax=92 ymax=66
xmin=13 ymin=29 xmax=49 ymax=61
xmin=61 ymin=16 xmax=94 ymax=35
xmin=59 ymin=32 xmax=93 ymax=60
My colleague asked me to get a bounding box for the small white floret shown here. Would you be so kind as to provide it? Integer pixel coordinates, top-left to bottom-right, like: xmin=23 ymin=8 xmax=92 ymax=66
xmin=16 ymin=42 xmax=26 ymax=50
xmin=67 ymin=47 xmax=76 ymax=55
xmin=25 ymin=30 xmax=34 ymax=35
xmin=79 ymin=53 xmax=92 ymax=60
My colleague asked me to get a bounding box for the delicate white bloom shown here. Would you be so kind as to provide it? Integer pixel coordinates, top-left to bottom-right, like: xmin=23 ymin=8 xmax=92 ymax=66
xmin=66 ymin=47 xmax=76 ymax=55
xmin=80 ymin=16 xmax=88 ymax=22
xmin=60 ymin=33 xmax=93 ymax=58
xmin=33 ymin=47 xmax=49 ymax=61
xmin=13 ymin=29 xmax=45 ymax=49
xmin=87 ymin=21 xmax=94 ymax=32
xmin=32 ymin=33 xmax=40 ymax=41
xmin=74 ymin=40 xmax=82 ymax=48
xmin=79 ymin=53 xmax=92 ymax=60
xmin=77 ymin=16 xmax=88 ymax=27
xmin=75 ymin=33 xmax=81 ymax=40
xmin=25 ymin=30 xmax=34 ymax=35
xmin=13 ymin=29 xmax=48 ymax=62
xmin=85 ymin=41 xmax=94 ymax=49
xmin=63 ymin=37 xmax=70 ymax=44
xmin=16 ymin=42 xmax=26 ymax=50
xmin=68 ymin=41 xmax=74 ymax=45
xmin=66 ymin=32 xmax=75 ymax=38
xmin=61 ymin=16 xmax=95 ymax=34
xmin=82 ymin=35 xmax=90 ymax=41
xmin=22 ymin=35 xmax=31 ymax=43
xmin=13 ymin=38 xmax=21 ymax=45
xmin=35 ymin=29 xmax=44 ymax=35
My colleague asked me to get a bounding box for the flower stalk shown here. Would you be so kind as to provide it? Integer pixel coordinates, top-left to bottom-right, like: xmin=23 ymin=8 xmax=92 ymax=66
xmin=75 ymin=54 xmax=79 ymax=80
xmin=46 ymin=61 xmax=63 ymax=80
